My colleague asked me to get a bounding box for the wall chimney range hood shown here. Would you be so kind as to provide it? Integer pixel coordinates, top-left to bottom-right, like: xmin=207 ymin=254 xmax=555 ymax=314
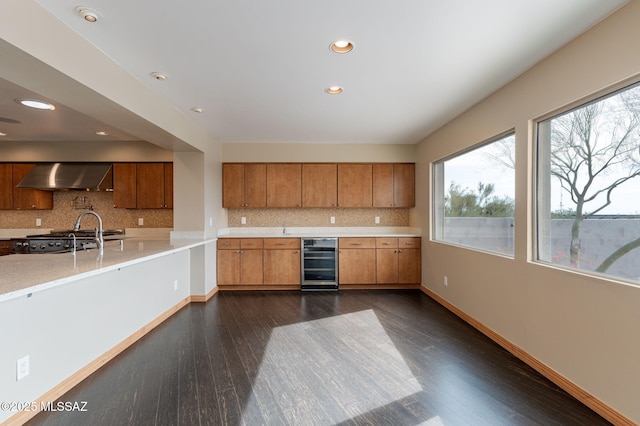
xmin=17 ymin=163 xmax=113 ymax=191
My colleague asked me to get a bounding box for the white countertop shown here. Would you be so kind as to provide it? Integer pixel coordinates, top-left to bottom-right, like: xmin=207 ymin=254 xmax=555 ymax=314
xmin=0 ymin=237 xmax=213 ymax=302
xmin=217 ymin=226 xmax=422 ymax=238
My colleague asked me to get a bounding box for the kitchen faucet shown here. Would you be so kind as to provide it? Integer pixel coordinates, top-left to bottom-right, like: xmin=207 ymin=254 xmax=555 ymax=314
xmin=73 ymin=211 xmax=104 ymax=251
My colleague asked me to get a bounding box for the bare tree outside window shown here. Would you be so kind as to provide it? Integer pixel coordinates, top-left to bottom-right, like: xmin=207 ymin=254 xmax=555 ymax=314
xmin=537 ymin=82 xmax=640 ymax=281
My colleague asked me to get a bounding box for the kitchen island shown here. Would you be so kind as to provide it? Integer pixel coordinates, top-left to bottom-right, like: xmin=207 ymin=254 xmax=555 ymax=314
xmin=0 ymin=234 xmax=217 ymax=426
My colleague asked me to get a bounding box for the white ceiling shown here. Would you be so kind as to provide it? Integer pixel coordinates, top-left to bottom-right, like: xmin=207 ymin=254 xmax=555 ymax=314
xmin=0 ymin=0 xmax=629 ymax=147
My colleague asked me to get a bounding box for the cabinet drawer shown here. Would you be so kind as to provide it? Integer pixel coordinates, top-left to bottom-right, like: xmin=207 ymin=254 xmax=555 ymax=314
xmin=217 ymin=239 xmax=240 ymax=250
xmin=264 ymin=238 xmax=300 ymax=250
xmin=399 ymin=237 xmax=421 ymax=249
xmin=376 ymin=238 xmax=398 ymax=248
xmin=240 ymin=238 xmax=264 ymax=249
xmin=339 ymin=237 xmax=376 ymax=249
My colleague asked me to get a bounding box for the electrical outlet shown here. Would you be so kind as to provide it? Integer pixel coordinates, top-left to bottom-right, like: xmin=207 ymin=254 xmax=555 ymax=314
xmin=330 ymin=216 xmax=336 ymax=224
xmin=16 ymin=355 xmax=29 ymax=381
xmin=375 ymin=216 xmax=380 ymax=224
xmin=138 ymin=217 xmax=144 ymax=226
xmin=209 ymin=217 xmax=213 ymax=227
xmin=173 ymin=280 xmax=178 ymax=291
xmin=36 ymin=218 xmax=42 ymax=227
xmin=241 ymin=217 xmax=247 ymax=225
xmin=444 ymin=276 xmax=448 ymax=287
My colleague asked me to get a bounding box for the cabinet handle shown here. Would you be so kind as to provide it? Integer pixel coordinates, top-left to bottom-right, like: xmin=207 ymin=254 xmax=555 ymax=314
xmin=350 ymin=242 xmax=362 ymax=245
xmin=382 ymin=242 xmax=391 ymax=245
xmin=398 ymin=249 xmax=403 ymax=253
xmin=404 ymin=242 xmax=414 ymax=245
xmin=276 ymin=243 xmax=286 ymax=246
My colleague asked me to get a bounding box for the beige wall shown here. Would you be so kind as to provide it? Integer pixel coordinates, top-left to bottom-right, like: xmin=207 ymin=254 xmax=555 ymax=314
xmin=416 ymin=2 xmax=640 ymax=422
xmin=222 ymin=143 xmax=417 ymax=163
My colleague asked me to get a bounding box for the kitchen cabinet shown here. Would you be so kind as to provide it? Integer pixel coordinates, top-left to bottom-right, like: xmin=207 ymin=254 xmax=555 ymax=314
xmin=222 ymin=163 xmax=267 ymax=208
xmin=375 ymin=237 xmax=421 ymax=284
xmin=302 ymin=163 xmax=337 ymax=207
xmin=11 ymin=164 xmax=53 ymax=210
xmin=113 ymin=163 xmax=137 ymax=208
xmin=338 ymin=237 xmax=376 ymax=284
xmin=137 ymin=163 xmax=173 ymax=209
xmin=0 ymin=240 xmax=12 ymax=256
xmin=113 ymin=162 xmax=173 ymax=209
xmin=267 ymin=163 xmax=301 ymax=207
xmin=337 ymin=164 xmax=373 ymax=207
xmin=263 ymin=238 xmax=301 ymax=284
xmin=217 ymin=238 xmax=264 ymax=285
xmin=373 ymin=163 xmax=415 ymax=207
xmin=0 ymin=164 xmax=13 ymax=209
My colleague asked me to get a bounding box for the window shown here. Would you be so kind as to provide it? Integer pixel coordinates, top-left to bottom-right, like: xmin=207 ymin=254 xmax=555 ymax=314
xmin=536 ymin=81 xmax=640 ymax=283
xmin=433 ymin=133 xmax=516 ymax=256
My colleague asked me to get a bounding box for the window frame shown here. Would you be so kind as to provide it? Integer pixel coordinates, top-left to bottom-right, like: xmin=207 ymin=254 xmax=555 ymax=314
xmin=532 ymin=77 xmax=640 ymax=285
xmin=431 ymin=130 xmax=516 ymax=258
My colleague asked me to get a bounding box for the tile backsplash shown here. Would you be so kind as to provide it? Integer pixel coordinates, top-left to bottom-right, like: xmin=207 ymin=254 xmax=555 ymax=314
xmin=0 ymin=191 xmax=173 ymax=230
xmin=227 ymin=208 xmax=409 ymax=227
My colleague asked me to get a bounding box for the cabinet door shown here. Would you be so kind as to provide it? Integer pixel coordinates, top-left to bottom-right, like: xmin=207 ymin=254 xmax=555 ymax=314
xmin=338 ymin=239 xmax=376 ymax=284
xmin=337 ymin=164 xmax=372 ymax=207
xmin=372 ymin=163 xmax=394 ymax=207
xmin=217 ymin=249 xmax=241 ymax=285
xmin=222 ymin=163 xmax=245 ymax=208
xmin=240 ymin=249 xmax=264 ymax=284
xmin=393 ymin=163 xmax=415 ymax=207
xmin=12 ymin=164 xmax=53 ymax=210
xmin=244 ymin=163 xmax=267 ymax=207
xmin=302 ymin=163 xmax=337 ymax=207
xmin=0 ymin=164 xmax=13 ymax=209
xmin=264 ymin=249 xmax=301 ymax=284
xmin=267 ymin=163 xmax=301 ymax=207
xmin=137 ymin=163 xmax=165 ymax=209
xmin=398 ymin=248 xmax=421 ymax=283
xmin=376 ymin=248 xmax=399 ymax=284
xmin=164 ymin=163 xmax=173 ymax=209
xmin=113 ymin=163 xmax=137 ymax=208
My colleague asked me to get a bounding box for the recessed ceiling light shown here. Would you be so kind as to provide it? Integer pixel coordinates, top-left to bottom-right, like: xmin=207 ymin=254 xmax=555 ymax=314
xmin=151 ymin=72 xmax=168 ymax=81
xmin=330 ymin=40 xmax=354 ymax=54
xmin=191 ymin=107 xmax=204 ymax=113
xmin=96 ymin=131 xmax=109 ymax=136
xmin=326 ymin=86 xmax=344 ymax=95
xmin=76 ymin=7 xmax=99 ymax=22
xmin=15 ymin=98 xmax=56 ymax=110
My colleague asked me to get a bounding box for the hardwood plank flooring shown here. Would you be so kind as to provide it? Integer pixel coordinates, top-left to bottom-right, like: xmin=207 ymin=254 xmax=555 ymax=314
xmin=26 ymin=290 xmax=611 ymax=425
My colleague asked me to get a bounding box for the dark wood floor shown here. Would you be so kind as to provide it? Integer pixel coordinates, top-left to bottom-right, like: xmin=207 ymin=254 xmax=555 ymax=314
xmin=27 ymin=290 xmax=610 ymax=426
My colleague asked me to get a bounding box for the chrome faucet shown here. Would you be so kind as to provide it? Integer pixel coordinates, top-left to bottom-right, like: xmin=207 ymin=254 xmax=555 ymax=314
xmin=73 ymin=211 xmax=104 ymax=250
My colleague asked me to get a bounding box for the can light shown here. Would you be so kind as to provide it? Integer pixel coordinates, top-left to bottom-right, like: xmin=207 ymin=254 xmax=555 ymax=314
xmin=15 ymin=98 xmax=56 ymax=110
xmin=325 ymin=86 xmax=344 ymax=95
xmin=330 ymin=40 xmax=354 ymax=54
xmin=76 ymin=7 xmax=100 ymax=23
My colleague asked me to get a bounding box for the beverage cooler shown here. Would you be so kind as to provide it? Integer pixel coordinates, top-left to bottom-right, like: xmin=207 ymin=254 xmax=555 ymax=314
xmin=301 ymin=238 xmax=338 ymax=291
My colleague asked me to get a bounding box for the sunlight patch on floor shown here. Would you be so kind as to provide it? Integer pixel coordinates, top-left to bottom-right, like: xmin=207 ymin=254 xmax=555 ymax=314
xmin=243 ymin=309 xmax=423 ymax=424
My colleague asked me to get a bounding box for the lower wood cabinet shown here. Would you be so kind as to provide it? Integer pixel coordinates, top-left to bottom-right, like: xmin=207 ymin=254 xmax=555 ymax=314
xmin=338 ymin=238 xmax=377 ymax=284
xmin=376 ymin=237 xmax=421 ymax=284
xmin=263 ymin=238 xmax=301 ymax=285
xmin=217 ymin=238 xmax=300 ymax=287
xmin=217 ymin=236 xmax=420 ymax=289
xmin=217 ymin=238 xmax=263 ymax=285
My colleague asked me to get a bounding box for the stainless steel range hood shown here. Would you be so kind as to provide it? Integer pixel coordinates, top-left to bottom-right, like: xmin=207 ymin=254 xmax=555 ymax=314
xmin=16 ymin=163 xmax=113 ymax=191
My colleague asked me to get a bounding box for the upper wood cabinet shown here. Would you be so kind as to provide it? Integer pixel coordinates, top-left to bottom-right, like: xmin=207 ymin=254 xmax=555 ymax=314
xmin=267 ymin=163 xmax=301 ymax=208
xmin=302 ymin=163 xmax=337 ymax=207
xmin=113 ymin=163 xmax=137 ymax=208
xmin=10 ymin=164 xmax=53 ymax=210
xmin=0 ymin=164 xmax=14 ymax=210
xmin=113 ymin=162 xmax=173 ymax=209
xmin=337 ymin=163 xmax=373 ymax=208
xmin=222 ymin=162 xmax=413 ymax=209
xmin=222 ymin=163 xmax=267 ymax=208
xmin=373 ymin=163 xmax=415 ymax=207
xmin=137 ymin=163 xmax=173 ymax=209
